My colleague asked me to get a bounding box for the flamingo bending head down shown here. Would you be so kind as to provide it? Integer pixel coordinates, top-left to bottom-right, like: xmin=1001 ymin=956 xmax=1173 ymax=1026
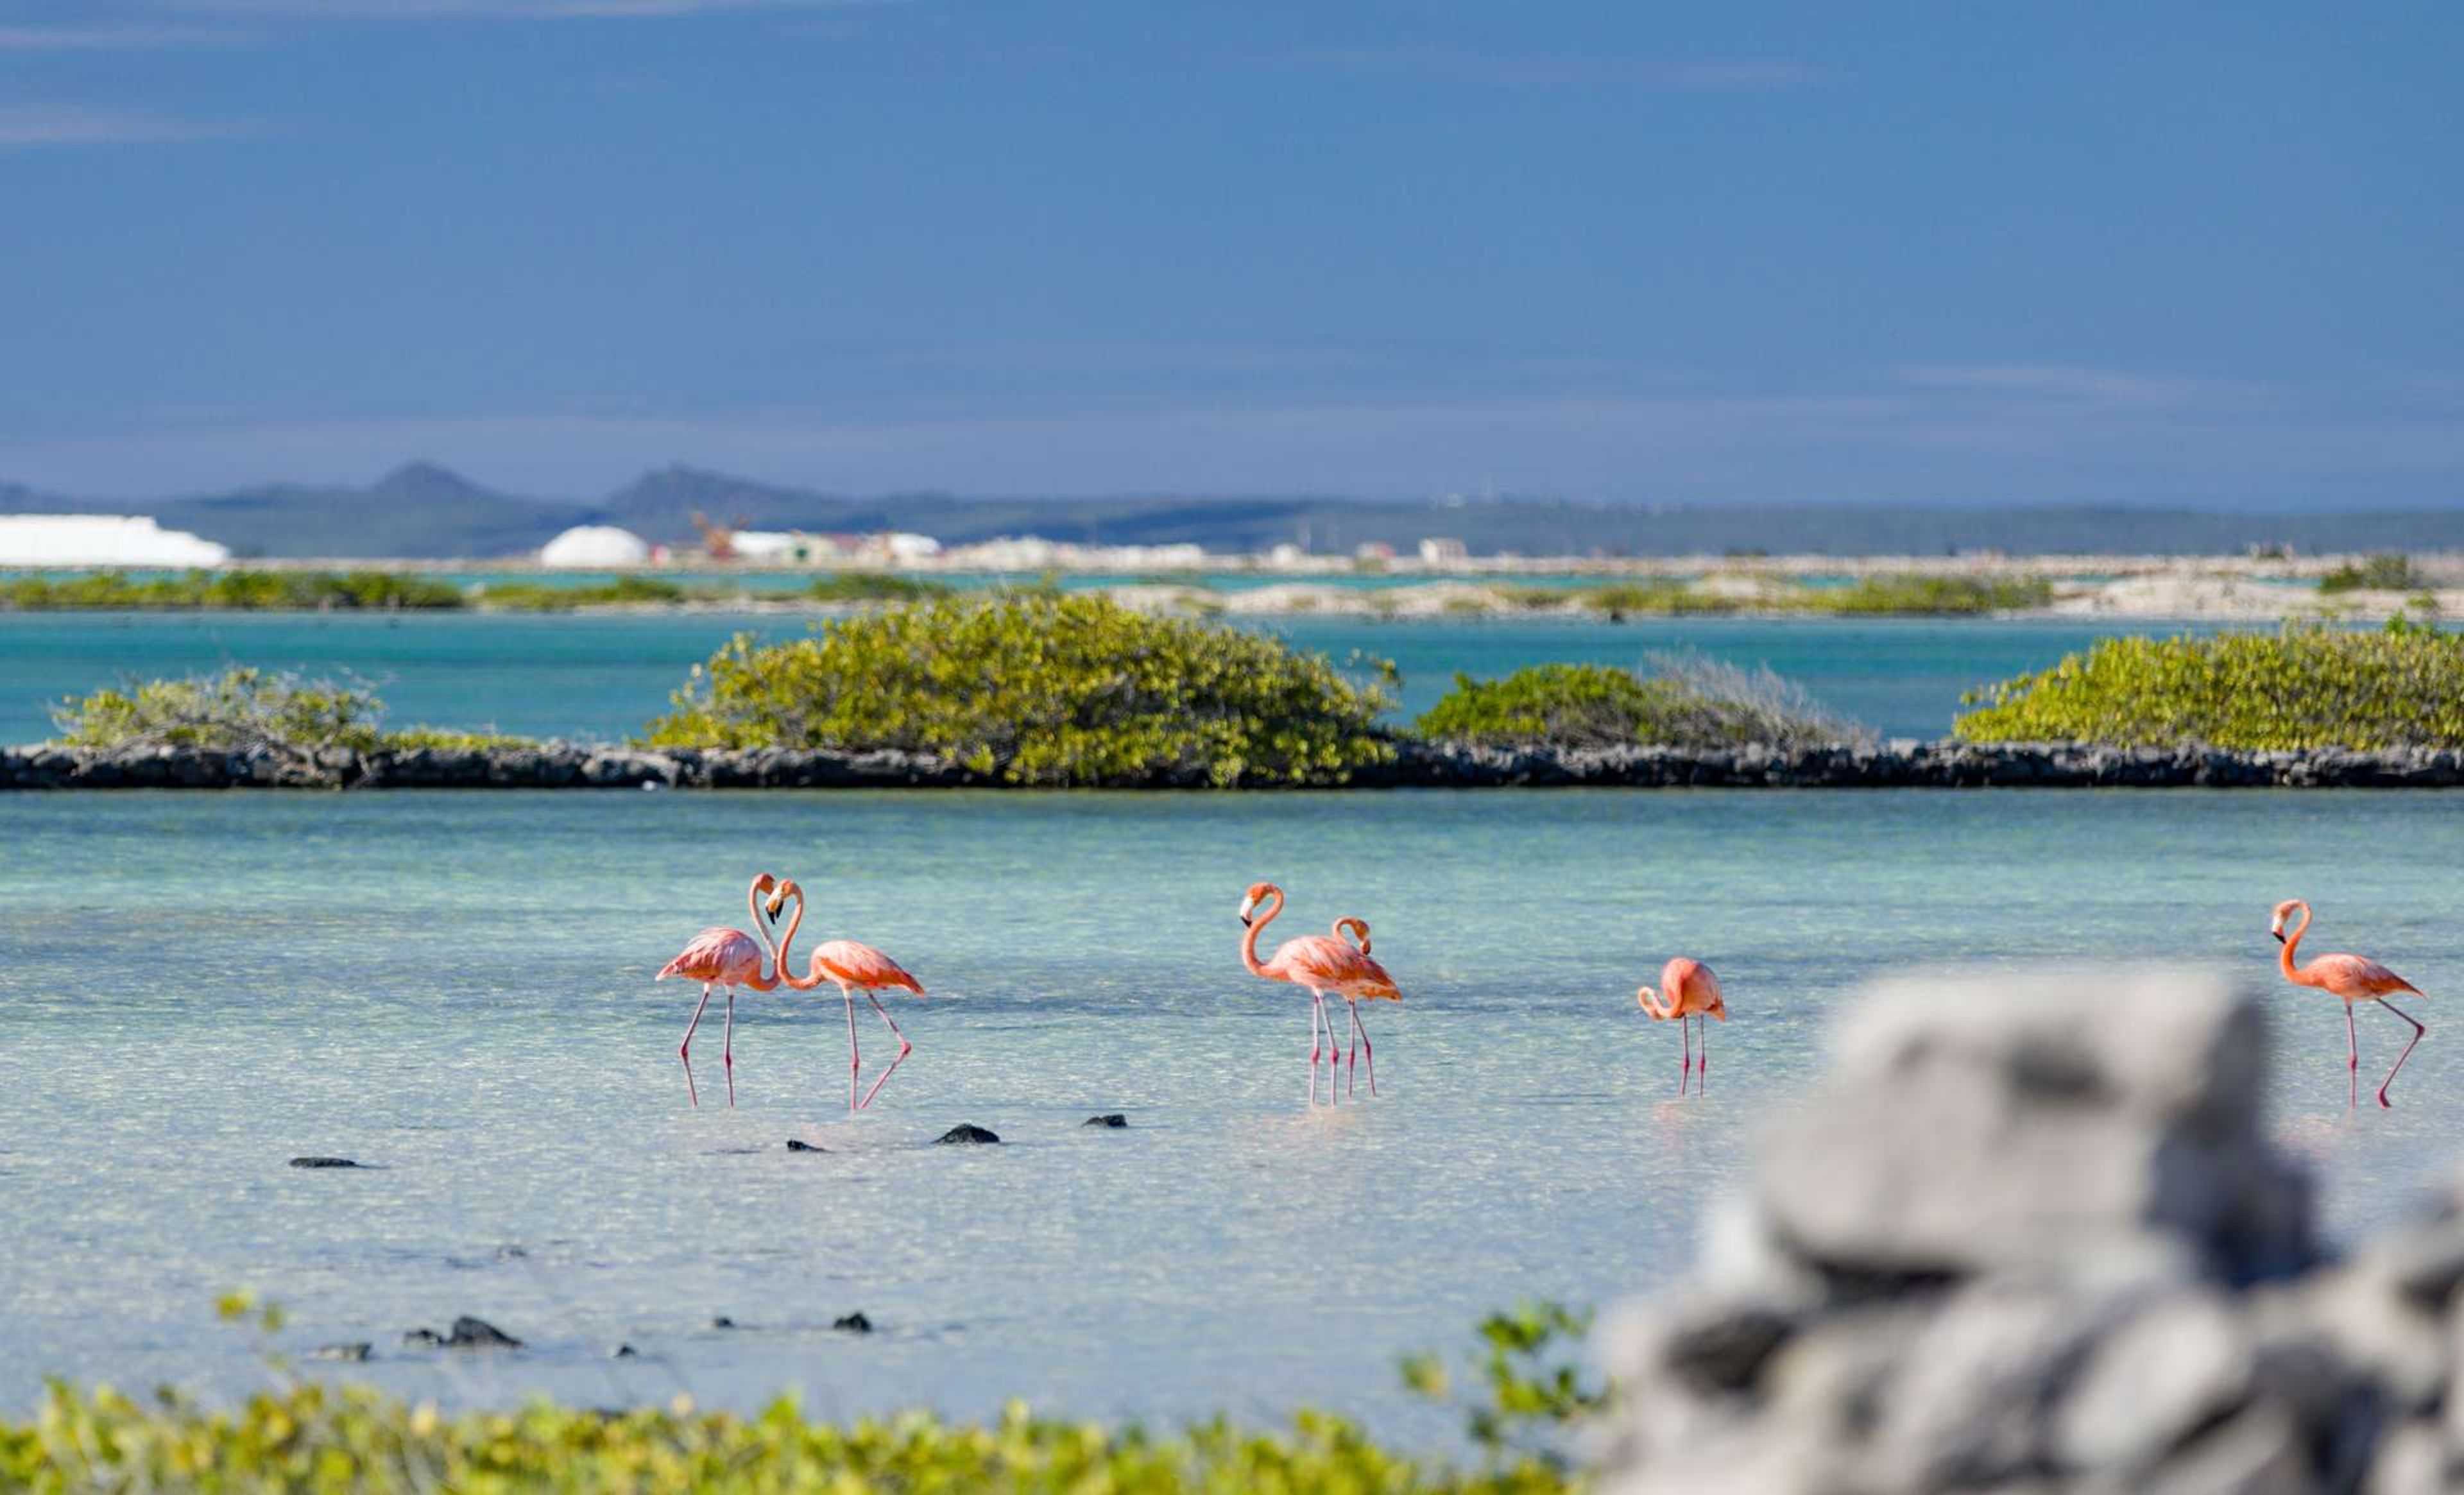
xmin=1636 ymin=957 xmax=1724 ymax=1097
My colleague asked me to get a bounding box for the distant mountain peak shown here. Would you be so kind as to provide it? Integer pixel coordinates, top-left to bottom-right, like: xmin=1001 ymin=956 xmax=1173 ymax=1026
xmin=370 ymin=460 xmax=492 ymax=501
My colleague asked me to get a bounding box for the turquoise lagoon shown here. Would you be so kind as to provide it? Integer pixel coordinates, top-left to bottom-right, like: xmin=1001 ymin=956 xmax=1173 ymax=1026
xmin=3 ymin=785 xmax=2462 ymax=1436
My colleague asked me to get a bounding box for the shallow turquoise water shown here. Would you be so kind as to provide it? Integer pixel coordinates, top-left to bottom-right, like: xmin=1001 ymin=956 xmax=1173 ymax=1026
xmin=3 ymin=789 xmax=2461 ymax=1431
xmin=0 ymin=611 xmax=2218 ymax=742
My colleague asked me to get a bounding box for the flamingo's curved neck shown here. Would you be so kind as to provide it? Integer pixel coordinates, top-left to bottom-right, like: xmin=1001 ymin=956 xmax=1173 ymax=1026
xmin=1242 ymin=888 xmax=1283 ymax=977
xmin=2280 ymin=902 xmax=2313 ymax=985
xmin=1638 ymin=985 xmax=1673 ymax=1020
xmin=752 ymin=878 xmax=803 ymax=992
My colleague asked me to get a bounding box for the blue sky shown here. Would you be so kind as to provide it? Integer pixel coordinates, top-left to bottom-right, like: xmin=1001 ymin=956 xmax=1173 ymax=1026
xmin=1 ymin=1 xmax=2458 ymax=505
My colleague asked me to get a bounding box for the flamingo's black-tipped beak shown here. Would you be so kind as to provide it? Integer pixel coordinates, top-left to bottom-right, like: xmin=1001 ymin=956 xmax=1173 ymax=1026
xmin=1239 ymin=913 xmax=1253 ymax=928
xmin=2272 ymin=929 xmax=2286 ymax=944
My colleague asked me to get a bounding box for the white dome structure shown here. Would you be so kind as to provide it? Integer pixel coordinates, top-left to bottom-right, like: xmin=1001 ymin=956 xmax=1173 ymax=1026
xmin=538 ymin=524 xmax=651 ymax=568
xmin=0 ymin=515 xmax=229 ymax=567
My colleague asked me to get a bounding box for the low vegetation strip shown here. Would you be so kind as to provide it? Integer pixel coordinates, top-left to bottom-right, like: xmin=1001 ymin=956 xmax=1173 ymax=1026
xmin=0 ymin=569 xmax=946 ymax=612
xmin=1955 ymin=621 xmax=2464 ymax=750
xmin=0 ymin=567 xmax=2057 ymax=617
xmin=641 ymin=594 xmax=1398 ymax=787
xmin=0 ymin=1383 xmax=1573 ymax=1494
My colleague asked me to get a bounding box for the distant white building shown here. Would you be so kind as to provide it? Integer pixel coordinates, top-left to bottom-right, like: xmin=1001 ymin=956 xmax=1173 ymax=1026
xmin=727 ymin=530 xmax=805 ymax=562
xmin=1418 ymin=536 xmax=1469 ymax=566
xmin=0 ymin=514 xmax=229 ymax=567
xmin=538 ymin=524 xmax=651 ymax=568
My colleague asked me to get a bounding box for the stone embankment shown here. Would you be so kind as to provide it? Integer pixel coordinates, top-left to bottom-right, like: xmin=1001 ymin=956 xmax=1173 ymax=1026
xmin=9 ymin=739 xmax=2464 ymax=789
xmin=1598 ymin=968 xmax=2464 ymax=1495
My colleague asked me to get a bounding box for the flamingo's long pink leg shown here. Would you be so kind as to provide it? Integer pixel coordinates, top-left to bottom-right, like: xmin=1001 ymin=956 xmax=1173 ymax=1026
xmin=842 ymin=984 xmax=862 ymax=1115
xmin=1698 ymin=1016 xmax=1708 ymax=1095
xmin=2374 ymin=999 xmax=2427 ymax=1109
xmin=722 ymin=987 xmax=737 ymax=1109
xmin=1308 ymin=992 xmax=1331 ymax=1105
xmin=680 ymin=984 xmax=715 ymax=1109
xmin=2347 ymin=1003 xmax=2360 ymax=1110
xmin=855 ymin=991 xmax=913 ymax=1111
xmin=1678 ymin=1014 xmax=1693 ymax=1096
xmin=1350 ymin=1003 xmax=1377 ymax=1097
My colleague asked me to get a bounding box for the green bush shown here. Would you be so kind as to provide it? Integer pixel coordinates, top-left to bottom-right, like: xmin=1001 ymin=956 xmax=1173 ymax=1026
xmin=642 ymin=594 xmax=1397 ymax=786
xmin=477 ymin=576 xmax=692 ymax=610
xmin=49 ymin=669 xmax=532 ymax=757
xmin=0 ymin=569 xmax=464 ymax=611
xmin=1416 ymin=657 xmax=1863 ymax=751
xmin=1566 ymin=582 xmax=1742 ymax=616
xmin=0 ymin=1382 xmax=1573 ymax=1495
xmin=2319 ymin=554 xmax=2424 ymax=594
xmin=806 ymin=571 xmax=950 ymax=604
xmin=1800 ymin=574 xmax=2053 ymax=615
xmin=1954 ymin=621 xmax=2464 ymax=748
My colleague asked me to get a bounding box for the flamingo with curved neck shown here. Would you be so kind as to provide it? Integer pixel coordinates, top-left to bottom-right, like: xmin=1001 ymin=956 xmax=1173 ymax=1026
xmin=1636 ymin=957 xmax=1725 ymax=1097
xmin=654 ymin=872 xmax=795 ymax=1107
xmin=2273 ymin=898 xmax=2427 ymax=1109
xmin=770 ymin=878 xmax=927 ymax=1113
xmin=1240 ymin=882 xmax=1401 ymax=1104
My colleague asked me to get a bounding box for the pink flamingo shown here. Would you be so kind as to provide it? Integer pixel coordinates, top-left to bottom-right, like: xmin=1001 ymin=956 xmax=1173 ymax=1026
xmin=2274 ymin=898 xmax=2428 ymax=1109
xmin=771 ymin=878 xmax=927 ymax=1113
xmin=1238 ymin=883 xmax=1401 ymax=1104
xmin=655 ymin=872 xmax=794 ymax=1108
xmin=1636 ymin=958 xmax=1725 ymax=1096
xmin=1330 ymin=917 xmax=1401 ymax=1097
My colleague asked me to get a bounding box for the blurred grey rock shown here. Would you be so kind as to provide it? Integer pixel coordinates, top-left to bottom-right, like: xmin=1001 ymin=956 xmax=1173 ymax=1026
xmin=1594 ymin=968 xmax=2401 ymax=1495
xmin=1754 ymin=968 xmax=2310 ymax=1287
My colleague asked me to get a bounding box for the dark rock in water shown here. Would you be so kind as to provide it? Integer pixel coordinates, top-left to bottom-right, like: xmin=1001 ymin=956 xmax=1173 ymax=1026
xmin=712 ymin=1315 xmax=739 ymax=1329
xmin=402 ymin=1328 xmax=444 ymax=1348
xmin=288 ymin=1156 xmax=361 ymax=1169
xmin=495 ymin=1244 xmax=528 ymax=1260
xmin=785 ymin=1139 xmax=826 ymax=1153
xmin=443 ymin=1316 xmax=522 ymax=1349
xmin=612 ymin=1344 xmax=639 ymax=1359
xmin=1082 ymin=1113 xmax=1129 ymax=1129
xmin=832 ymin=1312 xmax=873 ymax=1334
xmin=936 ymin=1123 xmax=1001 ymax=1145
xmin=311 ymin=1342 xmax=373 ymax=1362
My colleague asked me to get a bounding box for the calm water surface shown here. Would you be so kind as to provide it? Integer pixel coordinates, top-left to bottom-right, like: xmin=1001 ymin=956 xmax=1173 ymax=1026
xmin=0 ymin=611 xmax=2232 ymax=742
xmin=3 ymin=789 xmax=2461 ymax=1433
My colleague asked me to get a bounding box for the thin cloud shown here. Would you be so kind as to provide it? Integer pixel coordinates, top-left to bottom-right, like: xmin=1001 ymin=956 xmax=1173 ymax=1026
xmin=1277 ymin=46 xmax=1820 ymax=91
xmin=0 ymin=24 xmax=238 ymax=49
xmin=1892 ymin=363 xmax=2272 ymax=411
xmin=160 ymin=0 xmax=892 ymax=16
xmin=0 ymin=105 xmax=258 ymax=148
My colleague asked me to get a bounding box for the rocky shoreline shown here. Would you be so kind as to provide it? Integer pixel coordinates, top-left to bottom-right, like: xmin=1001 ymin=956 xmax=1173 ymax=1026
xmin=10 ymin=738 xmax=2464 ymax=790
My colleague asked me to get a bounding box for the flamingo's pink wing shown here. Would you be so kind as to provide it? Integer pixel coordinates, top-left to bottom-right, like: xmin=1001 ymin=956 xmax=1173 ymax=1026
xmin=812 ymin=939 xmax=925 ymax=995
xmin=1269 ymin=934 xmax=1397 ymax=996
xmin=2314 ymin=952 xmax=2425 ymax=1000
xmin=658 ymin=927 xmax=764 ymax=982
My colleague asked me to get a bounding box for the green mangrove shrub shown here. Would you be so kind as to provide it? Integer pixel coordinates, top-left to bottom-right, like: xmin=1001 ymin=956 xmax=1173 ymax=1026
xmin=0 ymin=1381 xmax=1576 ymax=1494
xmin=475 ymin=576 xmax=692 ymax=610
xmin=1801 ymin=574 xmax=2053 ymax=615
xmin=0 ymin=569 xmax=463 ymax=611
xmin=49 ymin=669 xmax=530 ymax=757
xmin=807 ymin=571 xmax=950 ymax=604
xmin=2318 ymin=554 xmax=2426 ymax=594
xmin=1954 ymin=621 xmax=2464 ymax=749
xmin=1416 ymin=656 xmax=1864 ymax=751
xmin=642 ymin=594 xmax=1397 ymax=786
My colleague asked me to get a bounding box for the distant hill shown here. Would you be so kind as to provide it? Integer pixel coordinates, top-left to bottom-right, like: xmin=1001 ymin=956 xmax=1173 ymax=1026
xmin=0 ymin=462 xmax=583 ymax=560
xmin=8 ymin=460 xmax=2464 ymax=558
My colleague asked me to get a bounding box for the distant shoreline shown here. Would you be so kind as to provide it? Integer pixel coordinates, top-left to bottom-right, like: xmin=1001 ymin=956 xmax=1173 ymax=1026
xmin=10 ymin=740 xmax=2464 ymax=790
xmin=1 ymin=554 xmax=2456 ymax=622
